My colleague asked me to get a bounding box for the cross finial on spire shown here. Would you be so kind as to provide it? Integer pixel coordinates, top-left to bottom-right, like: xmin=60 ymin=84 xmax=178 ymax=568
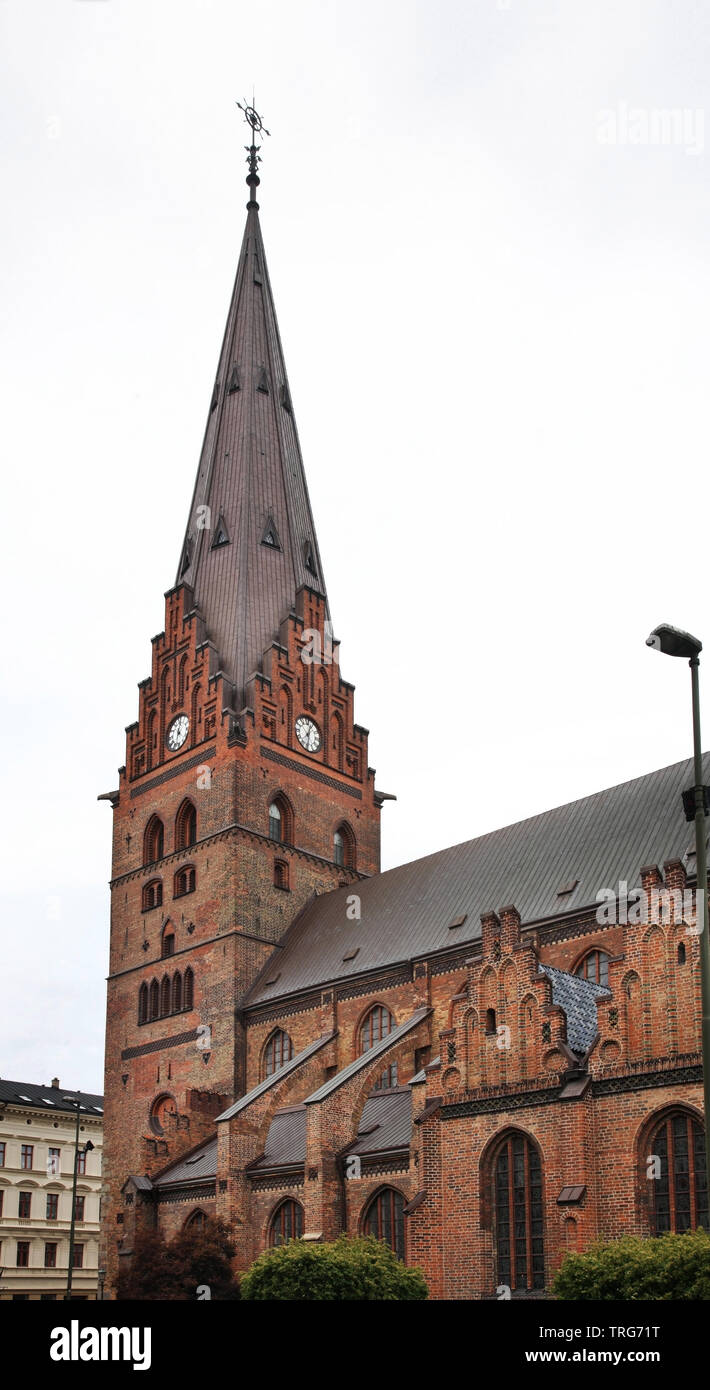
xmin=237 ymin=98 xmax=270 ymax=210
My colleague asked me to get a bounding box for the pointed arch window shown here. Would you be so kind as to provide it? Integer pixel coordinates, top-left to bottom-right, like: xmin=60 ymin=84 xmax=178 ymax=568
xmin=185 ymin=1209 xmax=206 ymax=1231
xmin=149 ymin=979 xmax=160 ymax=1022
xmin=269 ymin=1199 xmax=303 ymax=1247
xmin=160 ymin=975 xmax=171 ymax=1016
xmin=144 ymin=816 xmax=164 ymax=866
xmin=211 ymin=516 xmax=229 ymax=549
xmin=362 ymin=1188 xmax=405 ymax=1261
xmin=649 ymin=1110 xmax=708 ymax=1234
xmin=172 ymin=972 xmax=182 ymax=1012
xmin=142 ymin=880 xmax=162 ymax=912
xmin=359 ymin=1005 xmax=398 ymax=1091
xmin=261 ymin=517 xmax=281 ymax=550
xmin=575 ymin=950 xmax=610 ymax=988
xmin=138 ymin=983 xmax=149 ymax=1025
xmin=303 ymin=541 xmax=317 ymax=577
xmin=175 ymin=800 xmax=197 ymax=851
xmin=263 ymin=1029 xmax=293 ymax=1079
xmin=492 ymin=1132 xmax=545 ymax=1293
xmin=268 ymin=795 xmax=292 ymax=845
xmin=334 ymin=823 xmax=356 ymax=870
xmin=183 ymin=967 xmax=194 ymax=1011
xmin=174 ymin=866 xmax=196 ymax=898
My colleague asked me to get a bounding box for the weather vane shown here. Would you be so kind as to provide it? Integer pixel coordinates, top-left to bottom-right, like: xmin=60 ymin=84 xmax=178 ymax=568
xmin=237 ymin=97 xmax=270 ymax=209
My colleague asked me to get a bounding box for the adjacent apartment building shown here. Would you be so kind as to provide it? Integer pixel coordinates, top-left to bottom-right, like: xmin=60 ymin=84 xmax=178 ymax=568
xmin=0 ymin=1078 xmax=104 ymax=1300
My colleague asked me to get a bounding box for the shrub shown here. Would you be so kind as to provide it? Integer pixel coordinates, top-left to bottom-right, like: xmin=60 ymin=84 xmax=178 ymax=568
xmin=240 ymin=1234 xmax=428 ymax=1301
xmin=553 ymin=1229 xmax=710 ymax=1300
xmin=118 ymin=1217 xmax=240 ymax=1300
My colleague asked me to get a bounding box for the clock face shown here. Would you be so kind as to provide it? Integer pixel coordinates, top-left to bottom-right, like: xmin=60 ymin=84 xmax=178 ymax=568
xmin=166 ymin=714 xmax=189 ymax=751
xmin=295 ymin=715 xmax=321 ymax=752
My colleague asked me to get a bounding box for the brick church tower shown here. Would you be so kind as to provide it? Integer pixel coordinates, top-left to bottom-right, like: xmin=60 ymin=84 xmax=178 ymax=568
xmin=99 ymin=116 xmax=383 ymax=1295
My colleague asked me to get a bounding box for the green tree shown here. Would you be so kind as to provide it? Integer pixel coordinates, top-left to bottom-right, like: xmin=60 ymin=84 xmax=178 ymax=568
xmin=553 ymin=1229 xmax=710 ymax=1300
xmin=240 ymin=1234 xmax=428 ymax=1301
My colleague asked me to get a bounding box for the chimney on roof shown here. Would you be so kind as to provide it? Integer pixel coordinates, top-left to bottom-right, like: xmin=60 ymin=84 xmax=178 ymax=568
xmin=51 ymin=1078 xmax=60 ymax=1089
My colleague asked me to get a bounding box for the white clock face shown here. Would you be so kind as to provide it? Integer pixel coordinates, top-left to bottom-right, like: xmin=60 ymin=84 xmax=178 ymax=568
xmin=295 ymin=716 xmax=321 ymax=752
xmin=167 ymin=714 xmax=189 ymax=751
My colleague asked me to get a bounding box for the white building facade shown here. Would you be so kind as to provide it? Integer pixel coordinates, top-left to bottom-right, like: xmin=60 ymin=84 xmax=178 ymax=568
xmin=0 ymin=1078 xmax=103 ymax=1300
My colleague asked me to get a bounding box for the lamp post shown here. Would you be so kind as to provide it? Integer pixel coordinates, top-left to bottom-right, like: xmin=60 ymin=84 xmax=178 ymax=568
xmin=646 ymin=622 xmax=710 ymax=1207
xmin=62 ymin=1094 xmax=93 ymax=1300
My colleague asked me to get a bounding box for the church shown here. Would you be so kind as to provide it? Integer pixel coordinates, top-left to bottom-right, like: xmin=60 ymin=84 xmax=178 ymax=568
xmin=100 ymin=115 xmax=707 ymax=1300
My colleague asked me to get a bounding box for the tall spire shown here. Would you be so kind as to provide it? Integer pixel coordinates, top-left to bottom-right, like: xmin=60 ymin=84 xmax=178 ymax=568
xmin=177 ymin=105 xmax=330 ymax=708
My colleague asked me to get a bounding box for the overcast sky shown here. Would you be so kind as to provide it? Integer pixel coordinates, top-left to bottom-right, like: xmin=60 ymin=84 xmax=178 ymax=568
xmin=1 ymin=0 xmax=708 ymax=1096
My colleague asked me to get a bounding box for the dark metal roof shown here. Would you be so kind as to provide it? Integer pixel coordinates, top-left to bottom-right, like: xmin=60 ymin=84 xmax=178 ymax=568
xmin=245 ymin=754 xmax=706 ymax=1007
xmin=251 ymin=1089 xmax=412 ymax=1173
xmin=538 ymin=965 xmax=610 ymax=1056
xmin=252 ymin=1106 xmax=306 ymax=1170
xmin=216 ymin=1032 xmax=335 ymax=1123
xmin=304 ymin=1009 xmax=430 ymax=1104
xmin=0 ymin=1078 xmax=104 ymax=1115
xmin=177 ymin=205 xmax=330 ymax=705
xmin=152 ymin=1135 xmax=217 ymax=1188
xmin=349 ymin=1088 xmax=412 ymax=1155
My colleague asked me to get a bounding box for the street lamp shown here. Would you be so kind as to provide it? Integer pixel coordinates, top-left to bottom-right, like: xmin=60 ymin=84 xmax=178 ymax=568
xmin=62 ymin=1094 xmax=93 ymax=1300
xmin=646 ymin=622 xmax=710 ymax=1210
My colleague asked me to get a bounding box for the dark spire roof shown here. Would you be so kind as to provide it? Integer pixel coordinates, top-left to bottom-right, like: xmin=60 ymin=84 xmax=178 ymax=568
xmin=177 ymin=198 xmax=329 ymax=704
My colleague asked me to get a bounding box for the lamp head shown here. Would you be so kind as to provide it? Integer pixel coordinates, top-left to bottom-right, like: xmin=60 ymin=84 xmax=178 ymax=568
xmin=646 ymin=624 xmax=702 ymax=660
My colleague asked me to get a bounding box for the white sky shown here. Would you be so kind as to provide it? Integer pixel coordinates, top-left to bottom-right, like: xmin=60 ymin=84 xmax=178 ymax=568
xmin=1 ymin=0 xmax=708 ymax=1096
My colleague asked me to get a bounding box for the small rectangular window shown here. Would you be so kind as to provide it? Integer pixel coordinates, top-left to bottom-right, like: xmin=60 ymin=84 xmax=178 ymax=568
xmin=0 ymin=1141 xmax=5 ymax=1166
xmin=72 ymin=1245 xmax=84 ymax=1269
xmin=44 ymin=1242 xmax=58 ymax=1269
xmin=20 ymin=1144 xmax=33 ymax=1170
xmin=16 ymin=1241 xmax=30 ymax=1268
xmin=46 ymin=1193 xmax=59 ymax=1220
xmin=18 ymin=1191 xmax=31 ymax=1219
xmin=76 ymin=1150 xmax=87 ymax=1175
xmin=75 ymin=1196 xmax=85 ymax=1222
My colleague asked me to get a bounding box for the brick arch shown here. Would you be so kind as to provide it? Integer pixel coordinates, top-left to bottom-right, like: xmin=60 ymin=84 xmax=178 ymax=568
xmin=359 ymin=1183 xmax=407 ymax=1259
xmin=345 ymin=1018 xmax=431 ymax=1140
xmin=518 ymin=993 xmax=538 ymax=1079
xmin=463 ymin=1007 xmax=480 ymax=1087
xmin=175 ymin=798 xmax=197 ymax=851
xmin=642 ymin=927 xmax=669 ymax=1058
xmin=570 ymin=941 xmax=612 ymax=977
xmin=267 ymin=789 xmax=294 ymax=845
xmin=278 ymin=684 xmax=293 ymax=746
xmin=183 ymin=1207 xmax=207 ymax=1231
xmin=333 ymin=819 xmax=356 ymax=870
xmin=635 ymin=1102 xmax=706 ymax=1235
xmin=621 ymin=969 xmax=642 ymax=1059
xmin=190 ymin=682 xmax=202 ymax=741
xmin=143 ymin=815 xmax=164 ymax=866
xmin=479 ymin=1126 xmax=547 ymax=1296
xmin=352 ymin=1000 xmax=397 ymax=1059
xmin=261 ymin=1026 xmax=294 ymax=1079
xmin=332 ymin=710 xmax=345 ymax=771
xmin=265 ymin=1194 xmax=304 ymax=1248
